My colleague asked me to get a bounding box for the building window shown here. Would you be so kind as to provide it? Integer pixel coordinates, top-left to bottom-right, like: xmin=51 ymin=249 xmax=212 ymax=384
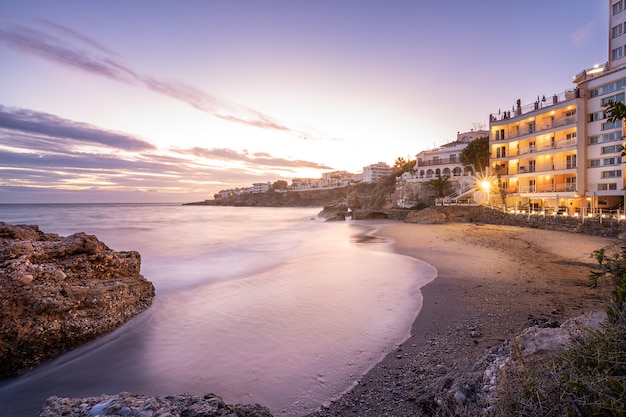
xmin=604 ymin=157 xmax=619 ymax=165
xmin=602 ymin=145 xmax=622 ymax=154
xmin=589 ymin=111 xmax=604 ymax=122
xmin=590 ymin=160 xmax=601 ymax=167
xmin=529 ymin=160 xmax=536 ymax=172
xmin=590 ymin=132 xmax=622 ymax=144
xmin=602 ymin=120 xmax=623 ymax=130
xmin=613 ymin=1 xmax=623 ymax=15
xmin=601 ymin=170 xmax=622 ymax=178
xmin=600 ymin=183 xmax=619 ymax=191
xmin=566 ymin=155 xmax=577 ymax=169
xmin=602 ymin=92 xmax=625 ymax=106
xmin=566 ymin=177 xmax=577 ymax=191
xmin=613 ymin=46 xmax=624 ymax=60
xmin=613 ymin=24 xmax=624 ymax=38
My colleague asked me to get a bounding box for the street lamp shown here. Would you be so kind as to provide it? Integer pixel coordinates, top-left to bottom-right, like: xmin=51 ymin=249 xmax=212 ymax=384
xmin=481 ymin=180 xmax=491 ymax=206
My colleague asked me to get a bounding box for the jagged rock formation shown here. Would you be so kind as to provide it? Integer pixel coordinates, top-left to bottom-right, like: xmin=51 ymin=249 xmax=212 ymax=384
xmin=37 ymin=392 xmax=273 ymax=417
xmin=0 ymin=222 xmax=155 ymax=376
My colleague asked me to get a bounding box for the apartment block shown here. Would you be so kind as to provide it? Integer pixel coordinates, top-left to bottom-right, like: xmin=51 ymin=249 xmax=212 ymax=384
xmin=488 ymin=0 xmax=626 ymax=215
xmin=362 ymin=162 xmax=392 ymax=183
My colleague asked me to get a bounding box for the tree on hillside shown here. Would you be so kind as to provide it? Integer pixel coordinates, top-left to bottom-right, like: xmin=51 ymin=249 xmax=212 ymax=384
xmin=393 ymin=157 xmax=407 ymax=172
xmin=427 ymin=174 xmax=451 ymax=198
xmin=393 ymin=157 xmax=416 ymax=175
xmin=272 ymin=180 xmax=289 ymax=190
xmin=460 ymin=136 xmax=489 ymax=174
xmin=604 ymin=100 xmax=626 ymax=156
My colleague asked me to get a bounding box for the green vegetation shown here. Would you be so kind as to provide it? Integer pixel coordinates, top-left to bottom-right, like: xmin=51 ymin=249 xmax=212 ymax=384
xmin=426 ymin=174 xmax=451 ymax=198
xmin=460 ymin=135 xmax=489 ymax=173
xmin=603 ymin=100 xmax=626 ymax=157
xmin=492 ymin=243 xmax=626 ymax=416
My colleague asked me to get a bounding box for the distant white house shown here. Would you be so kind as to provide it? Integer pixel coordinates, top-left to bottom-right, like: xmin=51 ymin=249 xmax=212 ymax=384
xmin=394 ymin=130 xmax=487 ymax=207
xmin=362 ymin=162 xmax=392 ymax=183
xmin=291 ymin=177 xmax=323 ymax=190
xmin=322 ymin=171 xmax=362 ymax=187
xmin=251 ymin=182 xmax=271 ymax=193
xmin=414 ymin=130 xmax=487 ymax=181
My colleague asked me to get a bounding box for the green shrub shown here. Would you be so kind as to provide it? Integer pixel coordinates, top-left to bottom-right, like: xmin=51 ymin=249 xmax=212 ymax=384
xmin=490 ymin=243 xmax=626 ymax=416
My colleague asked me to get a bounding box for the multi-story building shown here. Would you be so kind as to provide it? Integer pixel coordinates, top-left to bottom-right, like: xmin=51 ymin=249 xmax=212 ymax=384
xmin=362 ymin=162 xmax=392 ymax=183
xmin=251 ymin=182 xmax=271 ymax=193
xmin=414 ymin=130 xmax=487 ymax=180
xmin=488 ymin=0 xmax=626 ymax=216
xmin=291 ymin=177 xmax=323 ymax=190
xmin=321 ymin=171 xmax=362 ymax=187
xmin=488 ymin=90 xmax=580 ymax=213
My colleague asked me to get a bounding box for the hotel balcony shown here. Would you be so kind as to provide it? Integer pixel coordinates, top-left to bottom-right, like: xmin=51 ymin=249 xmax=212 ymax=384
xmin=498 ymin=161 xmax=576 ymax=176
xmin=416 ymin=157 xmax=459 ymax=167
xmin=492 ymin=138 xmax=577 ymax=159
xmin=517 ymin=183 xmax=577 ymax=194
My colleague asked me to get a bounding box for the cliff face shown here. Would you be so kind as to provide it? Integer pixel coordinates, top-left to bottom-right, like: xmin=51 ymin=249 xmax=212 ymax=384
xmin=0 ymin=222 xmax=155 ymax=376
xmin=186 ymin=186 xmax=361 ymax=208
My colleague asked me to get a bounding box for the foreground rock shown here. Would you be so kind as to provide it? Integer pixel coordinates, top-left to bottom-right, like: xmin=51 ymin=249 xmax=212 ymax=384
xmin=0 ymin=222 xmax=155 ymax=376
xmin=37 ymin=392 xmax=273 ymax=417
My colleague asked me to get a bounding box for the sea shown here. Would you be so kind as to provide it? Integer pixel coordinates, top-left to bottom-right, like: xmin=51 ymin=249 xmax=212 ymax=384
xmin=0 ymin=203 xmax=436 ymax=417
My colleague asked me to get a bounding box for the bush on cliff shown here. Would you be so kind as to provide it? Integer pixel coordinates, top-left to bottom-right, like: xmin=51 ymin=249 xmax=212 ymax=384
xmin=492 ymin=243 xmax=626 ymax=416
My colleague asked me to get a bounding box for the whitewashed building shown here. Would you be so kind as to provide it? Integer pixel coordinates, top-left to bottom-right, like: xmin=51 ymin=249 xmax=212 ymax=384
xmin=362 ymin=162 xmax=392 ymax=183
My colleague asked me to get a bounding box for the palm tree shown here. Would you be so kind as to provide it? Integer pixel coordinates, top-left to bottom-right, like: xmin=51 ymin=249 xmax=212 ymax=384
xmin=427 ymin=174 xmax=451 ymax=198
xmin=604 ymin=100 xmax=626 ymax=156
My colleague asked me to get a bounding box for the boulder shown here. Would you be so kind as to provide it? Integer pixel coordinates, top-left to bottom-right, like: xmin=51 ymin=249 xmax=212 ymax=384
xmin=37 ymin=392 xmax=273 ymax=417
xmin=0 ymin=222 xmax=155 ymax=376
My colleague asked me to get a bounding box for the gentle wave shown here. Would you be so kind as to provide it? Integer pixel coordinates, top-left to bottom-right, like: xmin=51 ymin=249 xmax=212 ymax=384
xmin=0 ymin=204 xmax=436 ymax=417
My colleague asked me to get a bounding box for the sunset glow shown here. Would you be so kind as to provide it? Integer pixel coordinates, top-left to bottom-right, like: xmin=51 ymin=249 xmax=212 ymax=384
xmin=0 ymin=1 xmax=608 ymax=203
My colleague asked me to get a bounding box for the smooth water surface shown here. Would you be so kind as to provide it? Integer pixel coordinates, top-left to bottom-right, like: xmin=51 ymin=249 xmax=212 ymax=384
xmin=0 ymin=204 xmax=436 ymax=416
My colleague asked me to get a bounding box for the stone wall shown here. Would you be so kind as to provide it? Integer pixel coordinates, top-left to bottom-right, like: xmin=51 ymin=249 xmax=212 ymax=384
xmin=404 ymin=205 xmax=626 ymax=238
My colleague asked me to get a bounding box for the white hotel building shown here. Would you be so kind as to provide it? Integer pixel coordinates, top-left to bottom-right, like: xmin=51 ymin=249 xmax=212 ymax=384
xmin=488 ymin=0 xmax=626 ymax=215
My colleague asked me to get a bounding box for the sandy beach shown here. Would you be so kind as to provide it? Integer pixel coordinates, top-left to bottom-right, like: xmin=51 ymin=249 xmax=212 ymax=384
xmin=308 ymin=222 xmax=618 ymax=417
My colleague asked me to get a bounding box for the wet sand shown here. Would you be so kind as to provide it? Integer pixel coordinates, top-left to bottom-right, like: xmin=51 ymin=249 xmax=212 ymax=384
xmin=308 ymin=222 xmax=617 ymax=416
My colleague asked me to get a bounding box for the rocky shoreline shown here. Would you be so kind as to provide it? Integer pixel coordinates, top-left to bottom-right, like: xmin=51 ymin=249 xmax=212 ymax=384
xmin=1 ymin=221 xmax=616 ymax=416
xmin=0 ymin=222 xmax=155 ymax=377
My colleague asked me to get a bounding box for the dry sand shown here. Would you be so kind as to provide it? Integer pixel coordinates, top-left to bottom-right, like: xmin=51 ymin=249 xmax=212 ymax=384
xmin=308 ymin=222 xmax=618 ymax=417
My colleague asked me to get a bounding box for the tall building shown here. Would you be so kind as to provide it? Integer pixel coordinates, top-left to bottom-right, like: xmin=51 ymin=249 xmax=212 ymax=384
xmin=362 ymin=162 xmax=392 ymax=183
xmin=488 ymin=0 xmax=626 ymax=215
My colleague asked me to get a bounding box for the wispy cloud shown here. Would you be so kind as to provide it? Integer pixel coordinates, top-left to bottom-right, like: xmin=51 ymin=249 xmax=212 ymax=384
xmin=177 ymin=147 xmax=333 ymax=170
xmin=0 ymin=106 xmax=155 ymax=151
xmin=0 ymin=106 xmax=332 ymax=198
xmin=0 ymin=21 xmax=312 ymax=137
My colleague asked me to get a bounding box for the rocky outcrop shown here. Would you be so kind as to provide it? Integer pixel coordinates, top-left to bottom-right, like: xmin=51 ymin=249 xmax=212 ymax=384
xmin=318 ymin=202 xmax=349 ymax=221
xmin=37 ymin=392 xmax=273 ymax=417
xmin=0 ymin=222 xmax=155 ymax=376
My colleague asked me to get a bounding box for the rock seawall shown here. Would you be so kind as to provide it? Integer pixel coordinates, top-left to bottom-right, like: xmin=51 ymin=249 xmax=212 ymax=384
xmin=0 ymin=222 xmax=155 ymax=376
xmin=37 ymin=392 xmax=272 ymax=417
xmin=404 ymin=205 xmax=626 ymax=237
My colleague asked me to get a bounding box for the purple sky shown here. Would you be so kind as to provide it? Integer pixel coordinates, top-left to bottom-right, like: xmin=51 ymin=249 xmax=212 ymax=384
xmin=0 ymin=1 xmax=608 ymax=203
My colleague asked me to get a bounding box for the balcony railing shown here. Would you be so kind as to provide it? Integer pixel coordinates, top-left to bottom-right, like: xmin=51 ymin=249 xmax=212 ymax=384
xmin=492 ymin=117 xmax=577 ymax=142
xmin=492 ymin=139 xmax=577 ymax=160
xmin=417 ymin=157 xmax=458 ymax=167
xmin=489 ymin=89 xmax=580 ymax=123
xmin=505 ymin=161 xmax=576 ymax=175
xmin=517 ymin=183 xmax=576 ymax=193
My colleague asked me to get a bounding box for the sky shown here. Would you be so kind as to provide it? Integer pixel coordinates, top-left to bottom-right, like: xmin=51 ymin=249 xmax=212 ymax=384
xmin=0 ymin=0 xmax=609 ymax=203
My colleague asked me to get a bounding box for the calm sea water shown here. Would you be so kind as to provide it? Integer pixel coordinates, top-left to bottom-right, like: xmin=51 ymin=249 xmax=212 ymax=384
xmin=0 ymin=204 xmax=436 ymax=417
